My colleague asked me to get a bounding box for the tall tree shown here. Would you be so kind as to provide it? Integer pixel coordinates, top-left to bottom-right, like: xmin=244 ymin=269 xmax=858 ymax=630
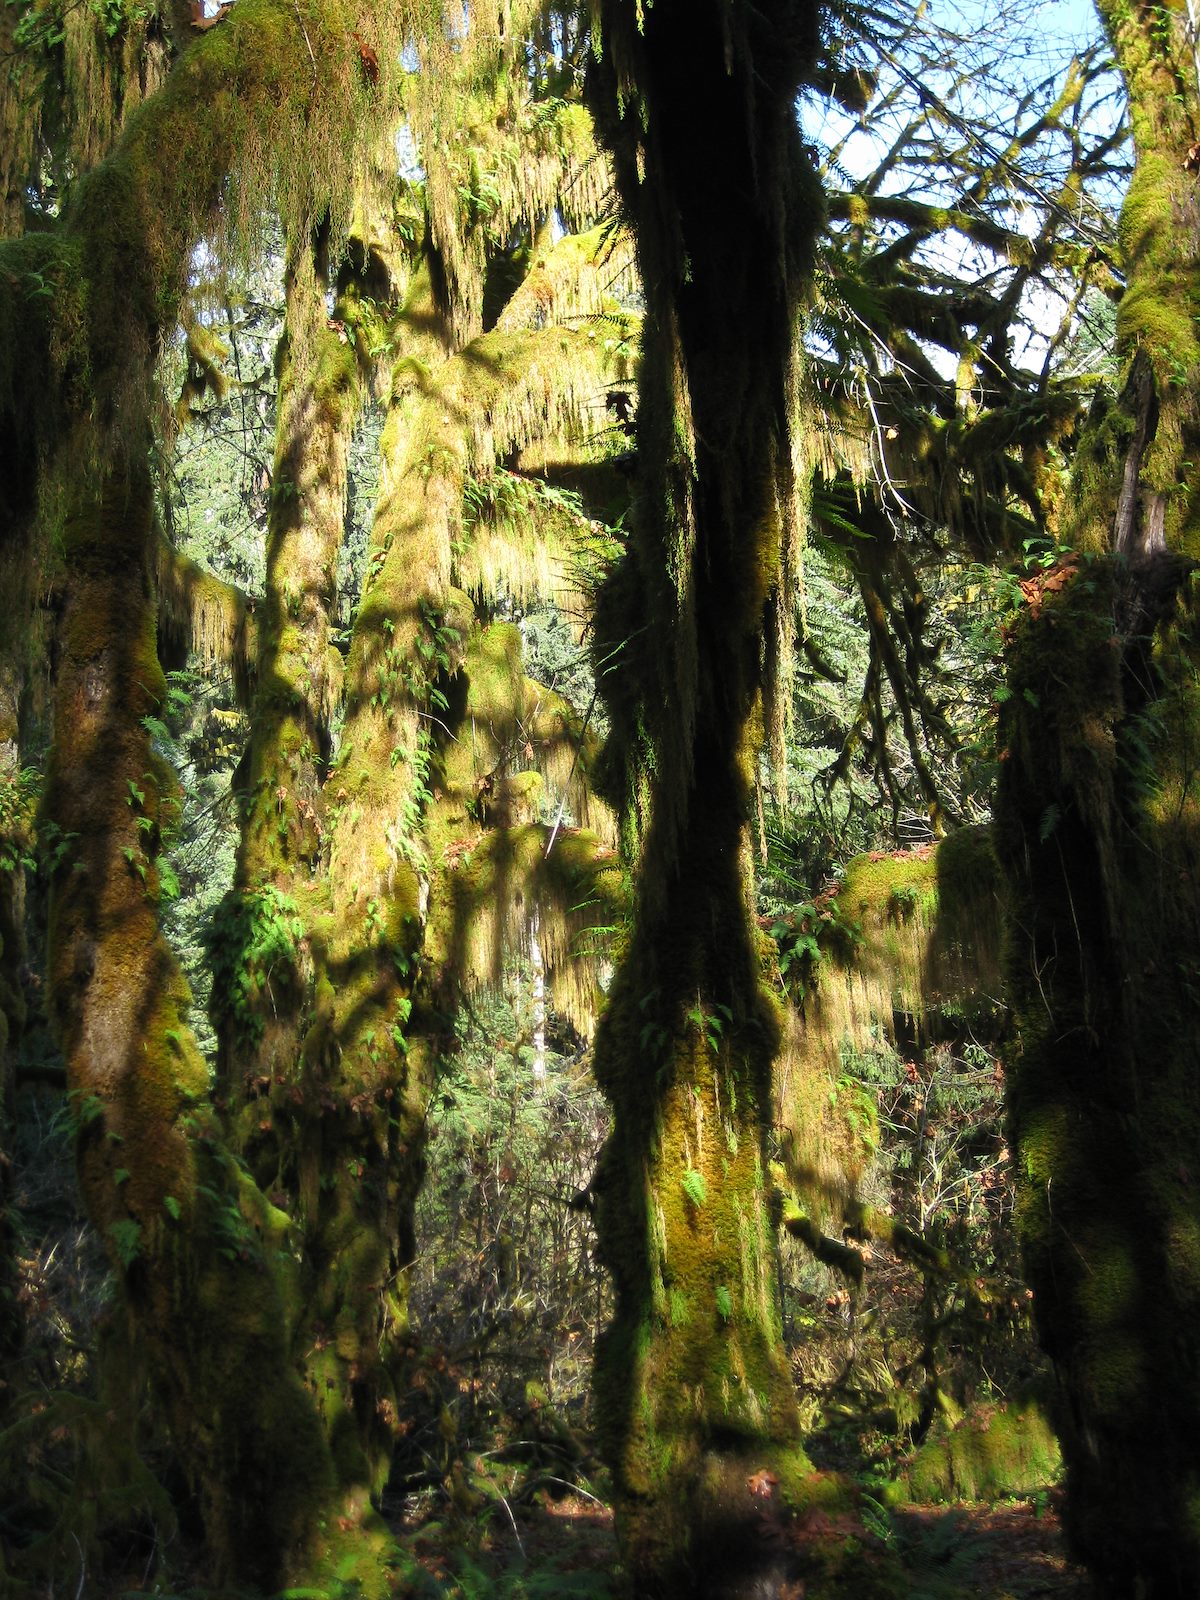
xmin=582 ymin=3 xmax=875 ymax=1595
xmin=995 ymin=0 xmax=1200 ymax=1593
xmin=1 ymin=0 xmax=626 ymax=1585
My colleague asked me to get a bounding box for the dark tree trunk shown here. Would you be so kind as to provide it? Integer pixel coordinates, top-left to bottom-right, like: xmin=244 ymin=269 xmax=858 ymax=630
xmin=997 ymin=3 xmax=1200 ymax=1592
xmin=584 ymin=4 xmax=859 ymax=1595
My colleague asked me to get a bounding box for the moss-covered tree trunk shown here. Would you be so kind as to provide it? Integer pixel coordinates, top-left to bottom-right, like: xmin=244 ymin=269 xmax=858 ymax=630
xmin=230 ymin=229 xmax=359 ymax=904
xmin=278 ymin=260 xmax=453 ymax=1495
xmin=0 ymin=578 xmax=32 ymax=1408
xmin=207 ymin=218 xmax=413 ymax=1500
xmin=584 ymin=3 xmax=828 ymax=1593
xmin=0 ymin=0 xmax=409 ymax=1578
xmin=42 ymin=459 xmax=334 ymax=1586
xmin=213 ymin=227 xmax=359 ymax=1118
xmin=288 ymin=251 xmax=620 ymax=1492
xmin=995 ymin=3 xmax=1200 ymax=1593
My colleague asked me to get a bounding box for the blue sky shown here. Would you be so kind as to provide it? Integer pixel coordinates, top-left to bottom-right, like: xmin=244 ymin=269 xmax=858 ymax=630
xmin=802 ymin=0 xmax=1127 ymax=377
xmin=945 ymin=0 xmax=1106 ymax=53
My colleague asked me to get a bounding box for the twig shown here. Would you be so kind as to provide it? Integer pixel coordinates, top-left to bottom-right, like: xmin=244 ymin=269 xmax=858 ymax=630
xmin=495 ymin=1487 xmax=525 ymax=1557
xmin=294 ymin=0 xmax=318 ymax=89
xmin=534 ymin=1475 xmax=607 ymax=1509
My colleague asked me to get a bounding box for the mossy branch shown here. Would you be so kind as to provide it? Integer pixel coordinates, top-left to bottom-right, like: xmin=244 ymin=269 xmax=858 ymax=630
xmin=782 ymin=1209 xmax=865 ymax=1287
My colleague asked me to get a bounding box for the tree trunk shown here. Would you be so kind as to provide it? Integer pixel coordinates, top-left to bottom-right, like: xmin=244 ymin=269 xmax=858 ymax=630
xmin=0 ymin=576 xmax=32 ymax=1410
xmin=43 ymin=458 xmax=334 ymax=1587
xmin=585 ymin=4 xmax=843 ymax=1593
xmin=996 ymin=3 xmax=1200 ymax=1593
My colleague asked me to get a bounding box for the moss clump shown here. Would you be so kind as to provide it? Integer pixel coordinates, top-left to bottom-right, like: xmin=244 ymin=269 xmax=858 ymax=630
xmin=837 ymin=848 xmax=939 ymax=922
xmin=901 ymin=1398 xmax=1062 ymax=1504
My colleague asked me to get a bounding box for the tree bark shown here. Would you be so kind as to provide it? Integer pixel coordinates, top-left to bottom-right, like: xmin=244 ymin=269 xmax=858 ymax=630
xmin=43 ymin=458 xmax=334 ymax=1587
xmin=996 ymin=3 xmax=1200 ymax=1593
xmin=584 ymin=4 xmax=859 ymax=1594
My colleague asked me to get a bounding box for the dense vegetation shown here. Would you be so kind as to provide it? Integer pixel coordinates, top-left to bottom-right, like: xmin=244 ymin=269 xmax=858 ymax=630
xmin=1 ymin=0 xmax=1198 ymax=1596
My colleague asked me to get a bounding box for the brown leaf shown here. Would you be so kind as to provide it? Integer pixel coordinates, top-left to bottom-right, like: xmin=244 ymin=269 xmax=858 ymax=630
xmin=352 ymin=30 xmax=379 ymax=84
xmin=747 ymin=1468 xmax=779 ymax=1498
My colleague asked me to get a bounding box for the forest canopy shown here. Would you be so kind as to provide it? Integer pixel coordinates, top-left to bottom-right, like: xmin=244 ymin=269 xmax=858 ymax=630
xmin=2 ymin=0 xmax=1199 ymax=1597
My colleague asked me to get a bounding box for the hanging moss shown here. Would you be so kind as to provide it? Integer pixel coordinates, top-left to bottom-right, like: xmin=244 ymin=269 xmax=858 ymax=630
xmin=495 ymin=223 xmax=637 ymax=334
xmin=432 ymin=819 xmax=623 ymax=1033
xmin=155 ymin=535 xmax=256 ymax=701
xmin=0 ymin=0 xmax=417 ymax=463
xmin=405 ymin=31 xmax=614 ymax=344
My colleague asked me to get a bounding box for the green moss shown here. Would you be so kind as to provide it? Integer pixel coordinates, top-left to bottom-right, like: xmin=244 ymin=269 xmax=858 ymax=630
xmin=837 ymin=850 xmax=938 ymax=920
xmin=902 ymin=1399 xmax=1061 ymax=1504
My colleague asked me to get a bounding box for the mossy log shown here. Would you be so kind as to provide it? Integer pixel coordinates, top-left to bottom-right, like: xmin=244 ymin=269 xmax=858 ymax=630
xmin=898 ymin=1396 xmax=1061 ymax=1505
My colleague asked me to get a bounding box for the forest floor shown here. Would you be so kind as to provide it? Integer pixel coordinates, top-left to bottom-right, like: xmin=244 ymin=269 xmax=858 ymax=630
xmin=888 ymin=1500 xmax=1093 ymax=1597
xmin=398 ymin=1483 xmax=1095 ymax=1598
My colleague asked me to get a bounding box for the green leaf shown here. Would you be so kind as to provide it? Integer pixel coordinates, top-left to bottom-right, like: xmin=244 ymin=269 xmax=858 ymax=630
xmin=107 ymin=1219 xmax=143 ymax=1266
